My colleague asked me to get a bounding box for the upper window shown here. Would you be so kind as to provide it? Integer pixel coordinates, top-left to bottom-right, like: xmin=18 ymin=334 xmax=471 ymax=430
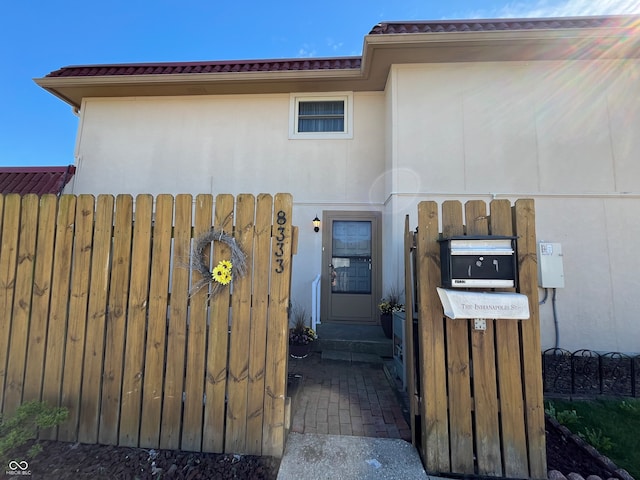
xmin=299 ymin=101 xmax=344 ymax=132
xmin=289 ymin=93 xmax=353 ymax=139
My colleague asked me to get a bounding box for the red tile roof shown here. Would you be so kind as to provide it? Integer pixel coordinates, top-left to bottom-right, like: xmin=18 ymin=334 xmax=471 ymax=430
xmin=368 ymin=15 xmax=639 ymax=35
xmin=45 ymin=57 xmax=362 ymax=78
xmin=0 ymin=166 xmax=76 ymax=196
xmin=43 ymin=15 xmax=638 ymax=79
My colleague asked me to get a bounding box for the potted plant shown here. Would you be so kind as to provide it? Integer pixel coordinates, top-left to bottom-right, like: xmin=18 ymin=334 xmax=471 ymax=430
xmin=288 ymin=305 xmax=317 ymax=358
xmin=379 ymin=290 xmax=404 ymax=339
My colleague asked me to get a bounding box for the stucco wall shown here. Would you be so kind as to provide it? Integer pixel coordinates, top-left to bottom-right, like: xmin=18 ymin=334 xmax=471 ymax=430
xmin=71 ymin=91 xmax=387 ymax=318
xmin=69 ymin=58 xmax=640 ymax=353
xmin=385 ymin=60 xmax=640 ymax=353
xmin=73 ymin=92 xmax=386 ymax=201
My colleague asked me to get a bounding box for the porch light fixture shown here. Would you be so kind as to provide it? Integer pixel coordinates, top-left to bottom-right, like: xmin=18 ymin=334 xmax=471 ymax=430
xmin=313 ymin=215 xmax=321 ymax=232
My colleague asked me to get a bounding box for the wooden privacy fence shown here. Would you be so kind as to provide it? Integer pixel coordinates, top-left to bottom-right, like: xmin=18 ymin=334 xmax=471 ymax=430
xmin=0 ymin=192 xmax=296 ymax=457
xmin=404 ymin=199 xmax=546 ymax=479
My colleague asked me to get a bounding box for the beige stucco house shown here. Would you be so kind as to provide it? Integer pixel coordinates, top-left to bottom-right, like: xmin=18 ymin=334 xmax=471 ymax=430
xmin=37 ymin=15 xmax=640 ymax=354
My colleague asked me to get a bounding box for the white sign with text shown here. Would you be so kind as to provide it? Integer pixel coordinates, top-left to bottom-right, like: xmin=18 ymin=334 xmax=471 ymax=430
xmin=436 ymin=287 xmax=530 ymax=320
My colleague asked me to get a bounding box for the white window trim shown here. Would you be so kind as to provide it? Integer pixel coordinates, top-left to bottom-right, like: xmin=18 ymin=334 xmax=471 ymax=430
xmin=289 ymin=92 xmax=354 ymax=139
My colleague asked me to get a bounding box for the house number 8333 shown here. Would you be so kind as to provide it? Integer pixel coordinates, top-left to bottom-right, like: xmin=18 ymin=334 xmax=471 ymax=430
xmin=274 ymin=210 xmax=287 ymax=273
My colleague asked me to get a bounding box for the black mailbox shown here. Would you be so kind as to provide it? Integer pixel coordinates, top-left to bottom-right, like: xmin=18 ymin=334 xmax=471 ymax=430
xmin=439 ymin=235 xmax=517 ymax=288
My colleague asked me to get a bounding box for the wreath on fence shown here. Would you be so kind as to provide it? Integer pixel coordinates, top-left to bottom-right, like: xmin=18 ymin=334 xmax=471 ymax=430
xmin=190 ymin=228 xmax=247 ymax=298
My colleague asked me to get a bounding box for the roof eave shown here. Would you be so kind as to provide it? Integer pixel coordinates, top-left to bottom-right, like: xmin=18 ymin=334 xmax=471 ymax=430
xmin=34 ymin=24 xmax=640 ymax=110
xmin=34 ymin=69 xmax=366 ymax=109
xmin=360 ymin=26 xmax=640 ymax=86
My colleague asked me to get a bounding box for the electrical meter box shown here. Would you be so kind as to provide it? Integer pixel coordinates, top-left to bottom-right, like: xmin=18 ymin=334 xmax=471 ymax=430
xmin=439 ymin=236 xmax=518 ymax=288
xmin=537 ymin=242 xmax=565 ymax=288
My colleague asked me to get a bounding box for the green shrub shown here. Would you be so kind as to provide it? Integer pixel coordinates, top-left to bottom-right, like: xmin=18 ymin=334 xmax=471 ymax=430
xmin=0 ymin=401 xmax=68 ymax=463
xmin=579 ymin=426 xmax=613 ymax=452
xmin=549 ymin=398 xmax=639 ymax=478
xmin=545 ymin=401 xmax=580 ymax=426
xmin=619 ymin=400 xmax=638 ymax=414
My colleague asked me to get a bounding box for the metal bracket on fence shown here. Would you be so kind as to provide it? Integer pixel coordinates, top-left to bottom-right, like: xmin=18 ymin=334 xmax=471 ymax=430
xmin=473 ymin=319 xmax=487 ymax=331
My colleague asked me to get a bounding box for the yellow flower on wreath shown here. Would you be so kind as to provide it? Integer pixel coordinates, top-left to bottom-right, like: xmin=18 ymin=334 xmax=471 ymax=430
xmin=218 ymin=271 xmax=232 ymax=285
xmin=212 ymin=260 xmax=233 ymax=285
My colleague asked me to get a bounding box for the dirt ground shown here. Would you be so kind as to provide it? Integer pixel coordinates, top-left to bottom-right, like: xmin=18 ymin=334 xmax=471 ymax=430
xmin=5 ymin=440 xmax=280 ymax=479
xmin=4 ymin=418 xmax=619 ymax=480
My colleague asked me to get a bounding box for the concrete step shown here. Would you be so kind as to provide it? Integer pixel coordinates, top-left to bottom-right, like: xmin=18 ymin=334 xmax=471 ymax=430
xmin=316 ymin=338 xmax=392 ymax=357
xmin=314 ymin=323 xmax=393 ymax=357
xmin=321 ymin=350 xmax=384 ymax=364
xmin=278 ymin=433 xmax=428 ymax=480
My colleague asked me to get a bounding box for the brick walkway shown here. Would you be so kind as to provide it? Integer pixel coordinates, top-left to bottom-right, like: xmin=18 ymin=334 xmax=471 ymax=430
xmin=288 ymin=352 xmax=411 ymax=441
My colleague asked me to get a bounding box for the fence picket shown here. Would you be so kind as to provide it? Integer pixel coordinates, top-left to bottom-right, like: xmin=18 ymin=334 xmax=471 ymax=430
xmin=262 ymin=193 xmax=293 ymax=457
xmin=99 ymin=195 xmax=133 ymax=445
xmin=3 ymin=195 xmax=39 ymax=414
xmin=415 ymin=201 xmax=450 ymax=473
xmin=41 ymin=195 xmax=76 ymax=440
xmin=202 ymin=194 xmax=234 ymax=453
xmin=119 ymin=194 xmax=153 ymax=447
xmin=161 ymin=194 xmax=191 ymax=450
xmin=225 ymin=194 xmax=255 ymax=453
xmin=0 ymin=194 xmax=20 ymax=412
xmin=139 ymin=194 xmax=174 ymax=448
xmin=465 ymin=200 xmax=502 ymax=476
xmin=490 ymin=200 xmax=529 ymax=477
xmin=182 ymin=194 xmax=213 ymax=452
xmin=441 ymin=200 xmax=474 ymax=473
xmin=23 ymin=195 xmax=57 ymax=403
xmin=57 ymin=194 xmax=97 ymax=442
xmin=78 ymin=195 xmax=116 ymax=443
xmin=246 ymin=194 xmax=273 ymax=455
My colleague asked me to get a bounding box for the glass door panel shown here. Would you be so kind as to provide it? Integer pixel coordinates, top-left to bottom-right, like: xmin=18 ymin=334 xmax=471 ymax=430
xmin=331 ymin=221 xmax=372 ymax=294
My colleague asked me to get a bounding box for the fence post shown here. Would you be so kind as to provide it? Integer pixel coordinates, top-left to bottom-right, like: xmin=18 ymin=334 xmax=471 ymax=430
xmin=514 ymin=199 xmax=547 ymax=479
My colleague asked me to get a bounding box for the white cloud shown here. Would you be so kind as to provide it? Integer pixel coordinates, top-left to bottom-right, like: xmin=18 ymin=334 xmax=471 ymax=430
xmin=297 ymin=38 xmax=344 ymax=58
xmin=297 ymin=44 xmax=317 ymax=57
xmin=326 ymin=38 xmax=344 ymax=52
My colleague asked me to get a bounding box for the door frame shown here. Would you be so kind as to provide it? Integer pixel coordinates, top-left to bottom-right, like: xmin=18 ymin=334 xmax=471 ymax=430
xmin=320 ymin=210 xmax=382 ymax=324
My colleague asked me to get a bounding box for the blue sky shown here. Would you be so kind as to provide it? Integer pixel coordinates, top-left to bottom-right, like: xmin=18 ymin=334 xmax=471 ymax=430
xmin=1 ymin=0 xmax=639 ymax=167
